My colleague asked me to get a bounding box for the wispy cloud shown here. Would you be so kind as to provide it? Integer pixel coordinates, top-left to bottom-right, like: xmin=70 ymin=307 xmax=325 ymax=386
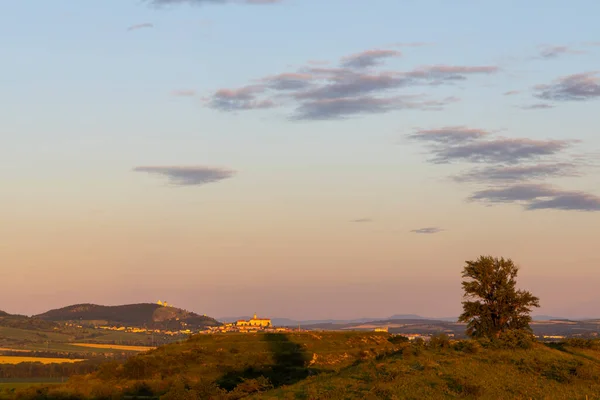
xmin=431 ymin=137 xmax=572 ymax=164
xmin=469 ymin=184 xmax=600 ymax=212
xmin=201 ymin=46 xmax=495 ymax=120
xmin=292 ymin=95 xmax=457 ymax=121
xmin=351 ymin=218 xmax=372 ymax=223
xmin=411 ymin=227 xmax=444 ymax=234
xmin=406 ymin=124 xmax=597 ymax=212
xmin=538 ymin=45 xmax=585 ymax=59
xmin=133 ymin=166 xmax=236 ymax=186
xmin=128 ymin=23 xmax=154 ymax=31
xmin=534 ymin=72 xmax=600 ymax=101
xmin=407 ymin=126 xmax=492 ymax=145
xmin=406 ymin=65 xmax=498 ymax=81
xmin=453 ymin=163 xmax=579 ymax=183
xmin=504 ymin=90 xmax=520 ymax=96
xmin=172 ymin=89 xmax=197 ymax=97
xmin=206 ymin=85 xmax=275 ymax=111
xmin=520 ymin=103 xmax=555 ymax=110
xmin=341 ymin=49 xmax=402 ymax=69
xmin=262 ymin=73 xmax=314 ymax=91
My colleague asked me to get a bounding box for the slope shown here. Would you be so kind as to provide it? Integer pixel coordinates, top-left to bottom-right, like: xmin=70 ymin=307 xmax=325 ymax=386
xmin=35 ymin=303 xmax=221 ymax=330
xmin=6 ymin=333 xmax=600 ymax=399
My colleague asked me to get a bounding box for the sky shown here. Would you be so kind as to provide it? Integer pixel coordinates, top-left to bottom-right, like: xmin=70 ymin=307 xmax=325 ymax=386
xmin=1 ymin=0 xmax=599 ymax=320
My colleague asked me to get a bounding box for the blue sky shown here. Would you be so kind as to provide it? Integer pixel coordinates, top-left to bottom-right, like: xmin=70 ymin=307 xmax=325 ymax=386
xmin=1 ymin=0 xmax=599 ymax=319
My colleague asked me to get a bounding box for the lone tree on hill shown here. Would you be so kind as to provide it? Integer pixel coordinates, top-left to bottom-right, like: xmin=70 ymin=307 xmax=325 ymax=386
xmin=458 ymin=256 xmax=540 ymax=338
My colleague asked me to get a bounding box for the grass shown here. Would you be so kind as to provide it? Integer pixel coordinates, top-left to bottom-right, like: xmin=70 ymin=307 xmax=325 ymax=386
xmin=0 ymin=356 xmax=84 ymax=365
xmin=5 ymin=333 xmax=600 ymax=399
xmin=0 ymin=378 xmax=64 ymax=390
xmin=79 ymin=330 xmax=155 ymax=344
xmin=69 ymin=343 xmax=156 ymax=352
xmin=0 ymin=327 xmax=73 ymax=343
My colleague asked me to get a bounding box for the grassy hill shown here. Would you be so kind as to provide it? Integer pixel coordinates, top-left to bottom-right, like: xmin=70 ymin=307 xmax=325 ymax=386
xmin=35 ymin=303 xmax=221 ymax=331
xmin=5 ymin=332 xmax=600 ymax=399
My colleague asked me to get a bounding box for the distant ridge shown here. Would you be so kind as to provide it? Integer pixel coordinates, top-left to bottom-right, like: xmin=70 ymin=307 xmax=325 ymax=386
xmin=532 ymin=315 xmax=570 ymax=321
xmin=36 ymin=303 xmax=221 ymax=330
xmin=0 ymin=310 xmax=58 ymax=330
xmin=220 ymin=314 xmax=459 ymax=326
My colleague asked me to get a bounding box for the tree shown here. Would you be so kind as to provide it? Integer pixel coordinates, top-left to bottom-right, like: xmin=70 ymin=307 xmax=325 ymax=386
xmin=458 ymin=256 xmax=540 ymax=338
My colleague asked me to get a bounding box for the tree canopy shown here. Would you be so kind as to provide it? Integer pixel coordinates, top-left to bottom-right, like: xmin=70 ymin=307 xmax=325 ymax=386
xmin=458 ymin=256 xmax=540 ymax=338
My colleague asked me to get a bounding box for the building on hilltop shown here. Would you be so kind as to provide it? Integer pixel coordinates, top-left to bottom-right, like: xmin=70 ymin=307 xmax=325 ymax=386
xmin=236 ymin=313 xmax=272 ymax=328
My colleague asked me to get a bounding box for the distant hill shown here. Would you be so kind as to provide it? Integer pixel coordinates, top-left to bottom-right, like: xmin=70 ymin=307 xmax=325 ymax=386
xmin=387 ymin=314 xmax=424 ymax=320
xmin=0 ymin=310 xmax=58 ymax=331
xmin=533 ymin=315 xmax=570 ymax=321
xmin=35 ymin=303 xmax=221 ymax=330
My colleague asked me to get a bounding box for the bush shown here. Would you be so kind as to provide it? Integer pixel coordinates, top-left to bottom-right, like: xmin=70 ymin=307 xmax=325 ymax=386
xmin=444 ymin=376 xmax=484 ymax=398
xmin=454 ymin=340 xmax=482 ymax=354
xmin=496 ymin=330 xmax=536 ymax=349
xmin=428 ymin=334 xmax=451 ymax=350
xmin=388 ymin=335 xmax=409 ymax=344
xmin=564 ymin=338 xmax=599 ymax=349
xmin=541 ymin=361 xmax=578 ymax=383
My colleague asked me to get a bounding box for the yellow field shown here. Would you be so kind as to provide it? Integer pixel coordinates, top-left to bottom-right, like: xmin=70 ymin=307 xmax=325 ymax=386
xmin=0 ymin=356 xmax=83 ymax=365
xmin=69 ymin=343 xmax=155 ymax=352
xmin=0 ymin=348 xmax=32 ymax=353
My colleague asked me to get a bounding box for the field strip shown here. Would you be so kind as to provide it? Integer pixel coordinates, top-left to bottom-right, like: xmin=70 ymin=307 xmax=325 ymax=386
xmin=0 ymin=348 xmax=32 ymax=353
xmin=0 ymin=356 xmax=84 ymax=365
xmin=69 ymin=343 xmax=156 ymax=351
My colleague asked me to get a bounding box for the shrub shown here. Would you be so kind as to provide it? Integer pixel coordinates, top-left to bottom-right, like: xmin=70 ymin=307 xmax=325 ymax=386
xmin=541 ymin=361 xmax=578 ymax=383
xmin=428 ymin=334 xmax=451 ymax=350
xmin=496 ymin=329 xmax=536 ymax=349
xmin=444 ymin=376 xmax=484 ymax=398
xmin=454 ymin=340 xmax=482 ymax=354
xmin=388 ymin=335 xmax=409 ymax=344
xmin=574 ymin=364 xmax=598 ymax=381
xmin=564 ymin=338 xmax=599 ymax=349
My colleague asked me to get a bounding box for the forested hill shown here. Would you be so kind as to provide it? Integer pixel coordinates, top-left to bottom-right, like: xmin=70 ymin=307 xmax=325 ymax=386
xmin=35 ymin=303 xmax=221 ymax=330
xmin=0 ymin=311 xmax=58 ymax=330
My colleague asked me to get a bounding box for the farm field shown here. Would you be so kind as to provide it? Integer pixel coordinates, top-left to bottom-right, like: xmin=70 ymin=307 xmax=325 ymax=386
xmin=0 ymin=348 xmax=31 ymax=353
xmin=0 ymin=378 xmax=63 ymax=390
xmin=0 ymin=356 xmax=84 ymax=365
xmin=0 ymin=327 xmax=73 ymax=343
xmin=69 ymin=343 xmax=155 ymax=352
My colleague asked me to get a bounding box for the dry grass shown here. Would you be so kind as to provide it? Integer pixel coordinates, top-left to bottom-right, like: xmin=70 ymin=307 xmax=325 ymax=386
xmin=69 ymin=343 xmax=155 ymax=352
xmin=0 ymin=356 xmax=83 ymax=365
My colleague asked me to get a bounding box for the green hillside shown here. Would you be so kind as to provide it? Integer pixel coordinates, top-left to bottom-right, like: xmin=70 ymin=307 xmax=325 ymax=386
xmin=35 ymin=303 xmax=221 ymax=330
xmin=5 ymin=333 xmax=600 ymax=399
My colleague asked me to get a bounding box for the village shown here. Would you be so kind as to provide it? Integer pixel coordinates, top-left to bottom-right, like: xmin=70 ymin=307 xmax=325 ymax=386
xmin=205 ymin=314 xmax=297 ymax=334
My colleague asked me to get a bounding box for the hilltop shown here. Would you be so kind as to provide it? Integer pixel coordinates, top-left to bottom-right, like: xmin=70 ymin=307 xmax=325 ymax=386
xmin=5 ymin=332 xmax=600 ymax=399
xmin=35 ymin=303 xmax=221 ymax=331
